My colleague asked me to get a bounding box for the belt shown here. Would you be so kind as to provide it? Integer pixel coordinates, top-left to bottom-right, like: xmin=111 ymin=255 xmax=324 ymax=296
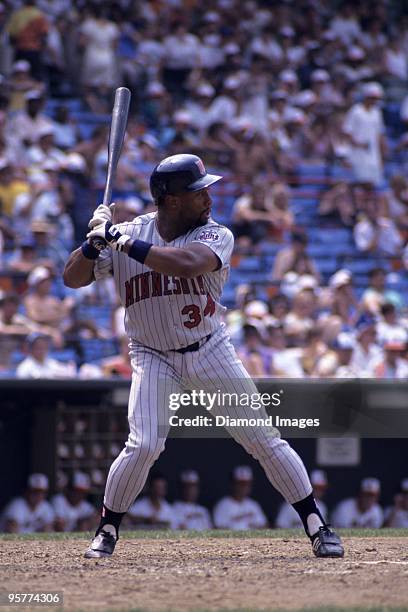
xmin=173 ymin=334 xmax=212 ymax=354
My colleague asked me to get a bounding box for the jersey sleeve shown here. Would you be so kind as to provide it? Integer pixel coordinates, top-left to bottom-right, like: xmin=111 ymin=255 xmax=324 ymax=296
xmin=190 ymin=224 xmax=234 ymax=268
xmin=93 ymin=247 xmax=113 ymax=281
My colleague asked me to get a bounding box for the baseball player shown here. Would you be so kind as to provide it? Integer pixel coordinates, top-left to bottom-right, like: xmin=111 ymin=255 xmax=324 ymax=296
xmin=0 ymin=473 xmax=55 ymax=533
xmin=173 ymin=470 xmax=212 ymax=530
xmin=63 ymin=153 xmax=344 ymax=559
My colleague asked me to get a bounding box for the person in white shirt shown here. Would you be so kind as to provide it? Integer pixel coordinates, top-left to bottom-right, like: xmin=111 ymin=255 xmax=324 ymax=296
xmin=343 ymin=82 xmax=386 ymax=186
xmin=349 ymin=314 xmax=383 ymax=377
xmin=332 ymin=478 xmax=384 ymax=528
xmin=52 ymin=472 xmax=96 ymax=532
xmin=173 ymin=470 xmax=212 ymax=531
xmin=384 ymin=479 xmax=408 ymax=528
xmin=374 ymin=329 xmax=408 ymax=379
xmin=213 ymin=466 xmax=268 ymax=530
xmin=6 ymin=90 xmax=55 ymax=152
xmin=128 ymin=473 xmax=176 ymax=529
xmin=275 ymin=470 xmax=328 ymax=528
xmin=376 ymin=303 xmax=407 ymax=346
xmin=329 ymin=3 xmax=362 ymax=45
xmin=16 ymin=332 xmax=76 ymax=379
xmin=0 ymin=473 xmax=55 ymax=533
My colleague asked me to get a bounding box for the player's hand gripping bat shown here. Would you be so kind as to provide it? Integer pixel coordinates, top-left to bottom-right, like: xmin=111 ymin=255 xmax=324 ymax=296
xmin=89 ymin=87 xmax=131 ymax=250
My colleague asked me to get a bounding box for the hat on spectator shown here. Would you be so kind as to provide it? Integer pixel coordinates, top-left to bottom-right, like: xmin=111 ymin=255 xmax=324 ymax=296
xmin=280 ymin=26 xmax=295 ymax=37
xmin=283 ymin=108 xmax=306 ymax=124
xmin=224 ymin=76 xmax=241 ymax=90
xmin=123 ymin=196 xmax=144 ymax=214
xmin=146 ymin=81 xmax=165 ymax=96
xmin=382 ymin=328 xmax=407 ymax=350
xmin=196 ymin=83 xmax=215 ymax=97
xmin=25 ymin=90 xmax=43 ymax=101
xmin=12 ymin=60 xmax=31 ymax=73
xmin=224 ymin=42 xmax=240 ymax=55
xmin=72 ymin=471 xmax=91 ymax=491
xmin=348 ymin=46 xmax=365 ymax=61
xmin=27 ymin=265 xmax=51 ymax=286
xmin=279 ymin=69 xmax=298 ymax=84
xmin=329 ymin=269 xmax=352 ymax=288
xmin=140 ymin=134 xmax=159 ymax=149
xmin=311 ymin=69 xmax=330 ymax=83
xmin=360 ymin=477 xmax=380 ymax=494
xmin=28 ymin=473 xmax=49 ymax=491
xmin=173 ymin=110 xmax=192 ymax=124
xmin=31 ymin=220 xmax=54 ymax=233
xmin=401 ymin=479 xmax=408 ymax=493
xmin=233 ymin=466 xmax=253 ymax=481
xmin=294 ymin=90 xmax=317 ymax=108
xmin=63 ymin=152 xmax=86 ymax=172
xmin=37 ymin=125 xmax=55 ymax=139
xmin=333 ymin=331 xmax=356 ymax=350
xmin=244 ymin=300 xmax=268 ymax=318
xmin=310 ymin=469 xmax=327 ymax=487
xmin=296 ymin=274 xmax=318 ymax=292
xmin=180 ymin=469 xmax=200 ymax=484
xmin=362 ymin=82 xmax=384 ymax=99
xmin=271 ymin=89 xmax=288 ymax=101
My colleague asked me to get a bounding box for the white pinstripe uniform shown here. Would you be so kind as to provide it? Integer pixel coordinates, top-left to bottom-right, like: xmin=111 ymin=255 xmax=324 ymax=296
xmin=94 ymin=211 xmax=312 ymax=513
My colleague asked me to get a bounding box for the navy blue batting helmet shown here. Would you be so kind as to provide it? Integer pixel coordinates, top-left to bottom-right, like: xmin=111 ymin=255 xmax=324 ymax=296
xmin=149 ymin=154 xmax=222 ymax=200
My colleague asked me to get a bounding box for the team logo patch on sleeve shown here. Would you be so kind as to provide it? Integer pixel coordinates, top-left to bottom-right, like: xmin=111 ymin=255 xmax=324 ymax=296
xmin=197 ymin=229 xmax=220 ymax=242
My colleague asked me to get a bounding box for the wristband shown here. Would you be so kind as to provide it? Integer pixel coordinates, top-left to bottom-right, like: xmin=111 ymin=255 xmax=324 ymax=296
xmin=81 ymin=240 xmax=100 ymax=260
xmin=128 ymin=240 xmax=153 ymax=264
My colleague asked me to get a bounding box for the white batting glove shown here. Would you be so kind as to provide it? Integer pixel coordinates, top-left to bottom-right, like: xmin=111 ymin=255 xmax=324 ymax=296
xmin=88 ymin=203 xmax=115 ymax=230
xmin=86 ymin=221 xmax=131 ymax=252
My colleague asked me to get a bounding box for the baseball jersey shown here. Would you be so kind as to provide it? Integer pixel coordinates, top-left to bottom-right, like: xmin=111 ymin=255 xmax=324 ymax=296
xmin=275 ymin=500 xmax=328 ymax=528
xmin=384 ymin=506 xmax=408 ymax=528
xmin=331 ymin=498 xmax=384 ymax=528
xmin=213 ymin=496 xmax=267 ymax=530
xmin=0 ymin=497 xmax=54 ymax=533
xmin=173 ymin=501 xmax=212 ymax=530
xmin=94 ymin=212 xmax=234 ymax=351
xmin=51 ymin=494 xmax=95 ymax=531
xmin=128 ymin=497 xmax=177 ymax=528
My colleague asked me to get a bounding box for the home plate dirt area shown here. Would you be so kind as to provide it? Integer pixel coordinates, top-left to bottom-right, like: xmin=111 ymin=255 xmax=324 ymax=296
xmin=1 ymin=531 xmax=408 ymax=611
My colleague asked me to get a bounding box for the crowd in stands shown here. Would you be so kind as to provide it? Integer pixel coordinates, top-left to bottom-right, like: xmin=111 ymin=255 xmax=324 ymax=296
xmin=0 ymin=0 xmax=407 ymax=379
xmin=1 ymin=467 xmax=407 ymax=533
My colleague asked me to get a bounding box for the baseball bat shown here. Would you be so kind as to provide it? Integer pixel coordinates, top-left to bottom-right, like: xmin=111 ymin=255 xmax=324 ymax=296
xmin=90 ymin=86 xmax=131 ymax=249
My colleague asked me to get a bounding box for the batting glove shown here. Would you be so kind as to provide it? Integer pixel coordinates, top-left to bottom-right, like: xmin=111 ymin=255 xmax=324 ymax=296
xmin=86 ymin=221 xmax=131 ymax=252
xmin=88 ymin=203 xmax=115 ymax=230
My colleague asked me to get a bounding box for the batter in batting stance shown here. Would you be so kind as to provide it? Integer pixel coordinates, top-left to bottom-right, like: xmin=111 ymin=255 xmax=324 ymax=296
xmin=63 ymin=154 xmax=344 ymax=559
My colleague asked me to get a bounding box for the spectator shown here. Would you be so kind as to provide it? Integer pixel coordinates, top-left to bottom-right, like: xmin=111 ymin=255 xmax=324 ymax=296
xmin=213 ymin=466 xmax=268 ymax=530
xmin=26 ymin=126 xmax=66 ymax=168
xmin=173 ymin=470 xmax=212 ymax=531
xmin=319 ymin=181 xmax=355 ymax=226
xmin=376 ymin=302 xmax=407 ymax=345
xmin=23 ymin=265 xmax=74 ymax=335
xmin=284 ymin=289 xmax=317 ymax=344
xmin=275 ymin=469 xmax=328 ymax=528
xmin=0 ymin=291 xmax=39 ymax=337
xmin=16 ymin=333 xmax=76 ymax=378
xmin=319 ymin=269 xmax=359 ymax=341
xmin=374 ymin=329 xmax=408 ymax=378
xmin=360 ymin=268 xmax=393 ymax=315
xmin=343 ymin=82 xmax=386 ymax=186
xmin=386 ymin=175 xmax=408 ymax=228
xmin=78 ymin=5 xmax=120 ymax=113
xmin=0 ymin=159 xmax=30 ymax=217
xmin=6 ymin=0 xmax=49 ymax=80
xmin=162 ymin=23 xmax=201 ymax=100
xmin=265 ymin=323 xmax=304 ymax=378
xmin=237 ymin=323 xmax=268 ymax=377
xmin=7 ymin=90 xmax=54 ymax=150
xmin=0 ymin=473 xmax=54 ymax=533
xmin=271 ymin=231 xmax=320 ymax=282
xmin=384 ymin=479 xmax=408 ymax=528
xmin=354 ymin=192 xmax=403 ymax=256
xmin=128 ymin=472 xmax=176 ymax=530
xmin=100 ymin=335 xmax=131 ymax=378
xmin=52 ymin=472 xmax=96 ymax=532
xmin=349 ymin=314 xmax=383 ymax=377
xmin=6 ymin=60 xmax=43 ymax=112
xmin=332 ymin=478 xmax=383 ymax=528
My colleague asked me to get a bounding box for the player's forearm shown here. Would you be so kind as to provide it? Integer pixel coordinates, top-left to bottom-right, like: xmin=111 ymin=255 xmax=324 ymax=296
xmin=123 ymin=242 xmax=209 ymax=278
xmin=63 ymin=247 xmax=95 ymax=288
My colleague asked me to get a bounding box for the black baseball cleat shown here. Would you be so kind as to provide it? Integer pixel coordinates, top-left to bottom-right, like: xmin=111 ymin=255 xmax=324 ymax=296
xmin=84 ymin=529 xmax=117 ymax=559
xmin=311 ymin=526 xmax=344 ymax=558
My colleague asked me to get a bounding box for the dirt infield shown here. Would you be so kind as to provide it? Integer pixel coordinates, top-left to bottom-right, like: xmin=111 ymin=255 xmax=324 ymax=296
xmin=1 ymin=534 xmax=408 ymax=611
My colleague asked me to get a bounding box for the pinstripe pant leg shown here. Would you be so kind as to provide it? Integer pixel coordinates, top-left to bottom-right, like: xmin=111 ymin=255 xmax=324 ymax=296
xmin=186 ymin=334 xmax=312 ymax=504
xmin=104 ymin=348 xmax=181 ymax=513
